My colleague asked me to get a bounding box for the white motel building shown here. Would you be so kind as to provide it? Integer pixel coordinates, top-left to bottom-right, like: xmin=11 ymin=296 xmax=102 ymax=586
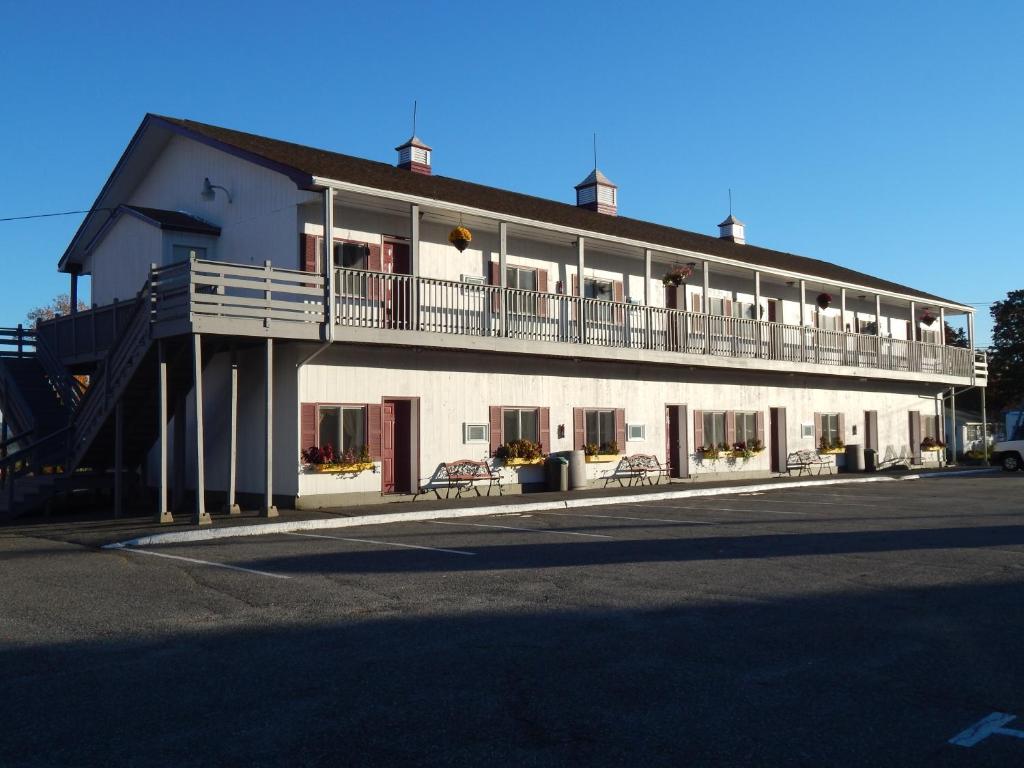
xmin=0 ymin=114 xmax=987 ymax=522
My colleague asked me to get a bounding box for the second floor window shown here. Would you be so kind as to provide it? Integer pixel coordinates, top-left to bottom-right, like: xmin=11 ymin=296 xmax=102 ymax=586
xmin=503 ymin=408 xmax=539 ymax=443
xmin=335 ymin=242 xmax=369 ymax=270
xmin=506 ymin=266 xmax=537 ymax=292
xmin=584 ymin=278 xmax=614 ymax=300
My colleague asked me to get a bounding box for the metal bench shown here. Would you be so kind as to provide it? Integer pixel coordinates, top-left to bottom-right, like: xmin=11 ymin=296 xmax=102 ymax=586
xmin=786 ymin=449 xmax=834 ymax=476
xmin=423 ymin=459 xmax=503 ymax=498
xmin=606 ymin=454 xmax=669 ymax=487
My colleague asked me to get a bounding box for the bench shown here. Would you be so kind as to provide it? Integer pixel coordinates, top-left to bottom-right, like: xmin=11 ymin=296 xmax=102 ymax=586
xmin=421 ymin=459 xmax=503 ymax=499
xmin=606 ymin=454 xmax=670 ymax=487
xmin=786 ymin=449 xmax=834 ymax=476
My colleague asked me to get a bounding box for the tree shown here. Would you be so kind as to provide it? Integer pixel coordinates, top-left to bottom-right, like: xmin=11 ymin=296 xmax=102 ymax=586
xmin=944 ymin=321 xmax=968 ymax=348
xmin=987 ymin=289 xmax=1024 ymax=415
xmin=26 ymin=294 xmax=87 ymax=327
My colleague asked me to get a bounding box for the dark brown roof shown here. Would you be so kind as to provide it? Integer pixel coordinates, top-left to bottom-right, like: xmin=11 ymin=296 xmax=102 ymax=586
xmin=153 ymin=114 xmax=959 ymax=307
xmin=122 ymin=205 xmax=221 ymax=235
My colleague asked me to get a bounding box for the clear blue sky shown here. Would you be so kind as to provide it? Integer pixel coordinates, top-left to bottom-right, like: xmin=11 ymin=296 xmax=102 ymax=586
xmin=2 ymin=0 xmax=1020 ymax=344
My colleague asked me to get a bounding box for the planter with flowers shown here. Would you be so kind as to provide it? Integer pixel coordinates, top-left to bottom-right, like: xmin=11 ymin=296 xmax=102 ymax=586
xmin=921 ymin=436 xmax=946 ymax=453
xmin=585 ymin=441 xmax=620 ymax=463
xmin=301 ymin=444 xmax=374 ymax=473
xmin=448 ymin=225 xmax=473 ymax=253
xmin=661 ymin=264 xmax=694 ymax=287
xmin=819 ymin=437 xmax=845 ymax=455
xmin=697 ymin=444 xmax=725 ymax=463
xmin=730 ymin=439 xmax=765 ymax=461
xmin=495 ymin=439 xmax=545 ymax=466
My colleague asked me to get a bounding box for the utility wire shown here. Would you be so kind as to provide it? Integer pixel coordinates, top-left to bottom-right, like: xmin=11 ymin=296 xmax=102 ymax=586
xmin=0 ymin=208 xmax=110 ymax=223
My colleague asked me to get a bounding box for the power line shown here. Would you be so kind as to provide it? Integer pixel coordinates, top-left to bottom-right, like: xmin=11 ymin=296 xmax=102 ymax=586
xmin=0 ymin=208 xmax=108 ymax=223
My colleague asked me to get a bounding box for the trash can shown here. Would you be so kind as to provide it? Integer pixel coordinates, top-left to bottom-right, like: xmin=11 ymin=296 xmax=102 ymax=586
xmin=567 ymin=450 xmax=588 ymax=490
xmin=844 ymin=443 xmax=864 ymax=472
xmin=546 ymin=454 xmax=569 ymax=492
xmin=863 ymin=448 xmax=877 ymax=473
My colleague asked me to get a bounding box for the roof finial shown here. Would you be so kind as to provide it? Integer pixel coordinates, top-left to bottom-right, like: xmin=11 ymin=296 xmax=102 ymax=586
xmin=412 ymin=99 xmax=417 ymax=137
xmin=593 ymin=132 xmax=598 ymax=171
xmin=729 ymin=187 xmax=733 ymax=216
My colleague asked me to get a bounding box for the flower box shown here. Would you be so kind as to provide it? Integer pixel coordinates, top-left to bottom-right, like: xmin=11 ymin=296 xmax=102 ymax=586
xmin=309 ymin=462 xmax=374 ymax=474
xmin=585 ymin=454 xmax=619 ymax=463
xmin=820 ymin=448 xmax=844 ymax=455
xmin=922 ymin=446 xmax=944 ymax=453
xmin=504 ymin=457 xmax=544 ymax=467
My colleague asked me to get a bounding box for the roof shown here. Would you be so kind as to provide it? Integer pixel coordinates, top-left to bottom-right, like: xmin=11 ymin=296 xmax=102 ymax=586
xmin=65 ymin=113 xmax=966 ymax=309
xmin=121 ymin=205 xmax=221 ymax=235
xmin=395 ymin=135 xmax=432 ymax=151
xmin=718 ymin=214 xmax=744 ymax=227
xmin=575 ymin=168 xmax=617 ymax=189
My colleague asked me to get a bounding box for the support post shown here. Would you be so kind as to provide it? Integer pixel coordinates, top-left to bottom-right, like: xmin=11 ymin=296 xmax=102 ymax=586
xmin=70 ymin=271 xmax=79 ymax=315
xmin=909 ymin=301 xmax=916 ymax=341
xmin=799 ymin=280 xmax=807 ymax=362
xmin=703 ymin=261 xmax=711 ymax=355
xmin=192 ymin=334 xmax=211 ymax=525
xmin=410 ymin=203 xmax=420 ymax=331
xmin=262 ymin=338 xmax=277 ymax=517
xmin=157 ymin=341 xmax=172 ymax=524
xmin=940 ymin=391 xmax=948 ymax=465
xmin=173 ymin=392 xmax=186 ymax=513
xmin=499 ymin=221 xmax=508 ymax=338
xmin=226 ymin=350 xmax=240 ymax=514
xmin=981 ymin=369 xmax=989 ymax=465
xmin=753 ymin=270 xmax=761 ymax=317
xmin=876 ymin=294 xmax=884 ymax=368
xmin=950 ymin=387 xmax=958 ymax=466
xmin=577 ymin=237 xmax=586 ymax=344
xmin=113 ymin=401 xmax=123 ymax=518
xmin=939 ymin=306 xmax=947 ymax=372
xmin=644 ymin=249 xmax=652 ymax=350
xmin=967 ymin=312 xmax=975 ymax=351
xmin=840 ymin=288 xmax=847 ymax=330
xmin=322 ymin=188 xmax=335 ymax=337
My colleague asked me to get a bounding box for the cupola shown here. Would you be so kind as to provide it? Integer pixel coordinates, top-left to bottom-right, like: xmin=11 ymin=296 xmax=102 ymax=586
xmin=395 ymin=136 xmax=432 ymax=175
xmin=575 ymin=169 xmax=618 ymax=215
xmin=718 ymin=214 xmax=745 ymax=245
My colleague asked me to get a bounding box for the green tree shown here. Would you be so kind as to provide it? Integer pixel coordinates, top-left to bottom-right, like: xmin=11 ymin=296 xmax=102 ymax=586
xmin=943 ymin=321 xmax=968 ymax=348
xmin=987 ymin=289 xmax=1024 ymax=415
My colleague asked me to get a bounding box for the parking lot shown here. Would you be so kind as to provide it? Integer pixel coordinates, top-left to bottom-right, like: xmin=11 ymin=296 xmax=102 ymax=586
xmin=3 ymin=473 xmax=1023 ymax=766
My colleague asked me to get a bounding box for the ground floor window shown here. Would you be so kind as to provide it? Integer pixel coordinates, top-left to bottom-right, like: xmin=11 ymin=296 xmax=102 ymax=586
xmin=820 ymin=413 xmax=840 ymax=447
xmin=703 ymin=412 xmax=726 ymax=448
xmin=503 ymin=407 xmax=539 ymax=443
xmin=735 ymin=411 xmax=758 ymax=445
xmin=318 ymin=405 xmax=367 ymax=453
xmin=586 ymin=409 xmax=616 ymax=450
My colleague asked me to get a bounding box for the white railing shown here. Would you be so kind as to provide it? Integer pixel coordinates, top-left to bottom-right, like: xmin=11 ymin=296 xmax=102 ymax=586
xmin=335 ymin=268 xmax=975 ymax=379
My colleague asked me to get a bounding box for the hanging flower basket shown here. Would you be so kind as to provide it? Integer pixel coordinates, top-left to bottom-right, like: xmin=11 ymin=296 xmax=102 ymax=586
xmin=448 ymin=225 xmax=473 ymax=252
xmin=816 ymin=292 xmax=833 ymax=310
xmin=921 ymin=310 xmax=936 ymax=326
xmin=661 ymin=264 xmax=694 ymax=287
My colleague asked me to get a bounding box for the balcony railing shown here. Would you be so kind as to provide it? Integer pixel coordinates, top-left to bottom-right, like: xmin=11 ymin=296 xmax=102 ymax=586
xmin=334 ymin=268 xmax=975 ymax=379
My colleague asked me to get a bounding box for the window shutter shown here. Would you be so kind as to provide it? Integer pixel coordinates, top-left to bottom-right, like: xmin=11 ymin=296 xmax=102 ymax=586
xmin=537 ymin=269 xmax=549 ymax=318
xmin=367 ymin=243 xmax=383 ymax=272
xmin=814 ymin=413 xmax=822 ymax=448
xmin=909 ymin=411 xmax=922 ymax=464
xmin=489 ymin=261 xmax=502 ymax=313
xmin=614 ymin=408 xmax=626 ymax=451
xmin=613 ymin=280 xmax=625 ymax=323
xmin=538 ymin=407 xmax=550 ymax=452
xmin=301 ymin=403 xmax=317 ymax=450
xmin=666 ymin=285 xmax=678 ymax=310
xmin=725 ymin=411 xmax=736 ymax=446
xmin=755 ymin=411 xmax=765 ymax=444
xmin=367 ymin=403 xmax=383 ymax=460
xmin=690 ymin=293 xmax=702 ymax=313
xmin=571 ymin=274 xmax=580 ymax=322
xmin=838 ymin=413 xmax=846 ymax=442
xmin=693 ymin=410 xmax=704 ymax=451
xmin=301 ymin=234 xmax=317 ymax=272
xmin=367 ymin=243 xmax=383 ymax=301
xmin=573 ymin=407 xmax=585 ymax=450
xmin=489 ymin=405 xmax=502 ymax=456
xmin=865 ymin=410 xmax=878 ymax=452
xmin=724 ymin=298 xmax=733 ymax=318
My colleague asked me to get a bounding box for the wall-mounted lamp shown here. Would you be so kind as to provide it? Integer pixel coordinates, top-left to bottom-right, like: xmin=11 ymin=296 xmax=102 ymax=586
xmin=557 ymin=424 xmax=566 ymax=439
xmin=201 ymin=177 xmax=233 ymax=204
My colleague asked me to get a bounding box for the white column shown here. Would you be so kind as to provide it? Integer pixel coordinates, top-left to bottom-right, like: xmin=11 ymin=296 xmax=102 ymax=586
xmin=226 ymin=351 xmax=240 ymax=514
xmin=577 ymin=237 xmax=586 ymax=344
xmin=643 ymin=249 xmax=652 ymax=306
xmin=192 ymin=334 xmax=211 ymax=525
xmin=875 ymin=294 xmax=884 ymax=368
xmin=799 ymin=280 xmax=807 ymax=325
xmin=499 ymin=221 xmax=508 ymax=338
xmin=157 ymin=340 xmax=172 ymax=524
xmin=840 ymin=287 xmax=847 ymax=330
xmin=703 ymin=262 xmax=711 ymax=355
xmin=909 ymin=301 xmax=916 ymax=342
xmin=322 ymin=188 xmax=334 ymax=337
xmin=262 ymin=338 xmax=278 ymax=518
xmin=410 ymin=203 xmax=420 ymax=331
xmin=939 ymin=307 xmax=946 ymax=345
xmin=967 ymin=312 xmax=975 ymax=350
xmin=753 ymin=270 xmax=761 ymax=317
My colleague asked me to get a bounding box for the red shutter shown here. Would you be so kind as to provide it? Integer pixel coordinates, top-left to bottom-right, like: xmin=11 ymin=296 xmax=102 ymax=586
xmin=693 ymin=410 xmax=704 ymax=451
xmin=724 ymin=298 xmax=733 ymax=318
xmin=536 ymin=269 xmax=549 ymax=318
xmin=573 ymin=408 xmax=585 ymax=450
xmin=613 ymin=280 xmax=625 ymax=323
xmin=367 ymin=403 xmax=383 ymax=460
xmin=301 ymin=234 xmax=317 ymax=272
xmin=367 ymin=243 xmax=383 ymax=301
xmin=614 ymin=408 xmax=626 ymax=453
xmin=666 ymin=285 xmax=678 ymax=310
xmin=367 ymin=243 xmax=383 ymax=272
xmin=538 ymin=407 xmax=550 ymax=453
xmin=814 ymin=413 xmax=822 ymax=448
xmin=725 ymin=411 xmax=736 ymax=447
xmin=301 ymin=403 xmax=317 ymax=450
xmin=755 ymin=411 xmax=765 ymax=444
xmin=691 ymin=293 xmax=702 ymax=313
xmin=489 ymin=405 xmax=502 ymax=456
xmin=490 ymin=261 xmax=502 ymax=313
xmin=838 ymin=413 xmax=846 ymax=443
xmin=571 ymin=274 xmax=580 ymax=321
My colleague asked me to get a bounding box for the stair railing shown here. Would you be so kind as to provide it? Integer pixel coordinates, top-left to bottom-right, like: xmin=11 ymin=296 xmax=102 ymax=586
xmin=0 ymin=424 xmax=71 ymax=517
xmin=34 ymin=330 xmax=83 ymax=412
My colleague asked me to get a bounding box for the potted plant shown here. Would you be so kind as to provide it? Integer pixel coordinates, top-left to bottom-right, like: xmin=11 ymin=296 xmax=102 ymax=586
xmin=495 ymin=439 xmax=545 ymax=466
xmin=661 ymin=264 xmax=694 ymax=287
xmin=301 ymin=443 xmax=374 ymax=473
xmin=819 ymin=437 xmax=845 ymax=455
xmin=448 ymin=225 xmax=473 ymax=253
xmin=816 ymin=292 xmax=833 ymax=310
xmin=584 ymin=440 xmax=620 ymax=463
xmin=921 ymin=436 xmax=946 ymax=452
xmin=920 ymin=310 xmax=936 ymax=327
xmin=697 ymin=444 xmax=723 ymax=461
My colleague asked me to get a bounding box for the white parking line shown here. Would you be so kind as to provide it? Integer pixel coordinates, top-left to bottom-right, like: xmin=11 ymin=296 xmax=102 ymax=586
xmin=949 ymin=712 xmax=1024 ymax=747
xmin=624 ymin=503 xmax=807 ymax=516
xmin=426 ymin=520 xmax=614 ymax=539
xmin=119 ymin=547 xmax=290 ymax=579
xmin=542 ymin=510 xmax=717 ymax=526
xmin=732 ymin=497 xmax=881 ymax=508
xmin=287 ymin=531 xmax=475 ymax=556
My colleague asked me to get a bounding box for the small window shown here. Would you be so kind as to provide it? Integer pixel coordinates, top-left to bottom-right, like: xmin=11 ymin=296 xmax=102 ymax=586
xmin=502 ymin=408 xmax=539 ymax=443
xmin=317 ymin=405 xmax=366 ymax=454
xmin=821 ymin=413 xmax=840 ymax=446
xmin=506 ymin=266 xmax=538 ymax=292
xmin=627 ymin=424 xmax=646 ymax=441
xmin=585 ymin=409 xmax=616 ymax=450
xmin=801 ymin=423 xmax=815 ymax=439
xmin=463 ymin=423 xmax=489 ymax=443
xmin=171 ymin=245 xmax=207 ymax=263
xmin=702 ymin=412 xmax=726 ymax=449
xmin=335 ymin=242 xmax=369 ymax=270
xmin=735 ymin=412 xmax=758 ymax=445
xmin=584 ymin=278 xmax=613 ymax=300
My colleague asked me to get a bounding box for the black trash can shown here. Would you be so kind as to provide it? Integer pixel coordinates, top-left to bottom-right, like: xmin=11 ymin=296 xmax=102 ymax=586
xmin=546 ymin=455 xmax=569 ymax=492
xmin=864 ymin=448 xmax=877 ymax=473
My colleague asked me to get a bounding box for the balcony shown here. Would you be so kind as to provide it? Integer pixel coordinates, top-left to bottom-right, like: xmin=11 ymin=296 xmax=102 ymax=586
xmin=334 ymin=268 xmax=980 ymax=384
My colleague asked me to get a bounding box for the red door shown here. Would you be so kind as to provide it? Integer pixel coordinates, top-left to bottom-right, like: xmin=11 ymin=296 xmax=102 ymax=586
xmin=381 ymin=402 xmax=396 ymax=493
xmin=381 ymin=242 xmax=411 ymax=329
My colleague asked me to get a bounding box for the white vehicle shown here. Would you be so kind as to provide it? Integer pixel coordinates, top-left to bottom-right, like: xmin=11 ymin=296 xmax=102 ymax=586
xmin=992 ymin=440 xmax=1024 ymax=471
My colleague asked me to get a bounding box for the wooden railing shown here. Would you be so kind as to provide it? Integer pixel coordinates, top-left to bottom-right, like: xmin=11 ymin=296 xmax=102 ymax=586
xmin=35 ymin=301 xmax=136 ymax=364
xmin=334 ymin=268 xmax=975 ymax=379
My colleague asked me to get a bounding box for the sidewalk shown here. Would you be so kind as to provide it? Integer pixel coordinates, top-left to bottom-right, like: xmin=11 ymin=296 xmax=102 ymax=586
xmin=1 ymin=466 xmax=997 ymax=549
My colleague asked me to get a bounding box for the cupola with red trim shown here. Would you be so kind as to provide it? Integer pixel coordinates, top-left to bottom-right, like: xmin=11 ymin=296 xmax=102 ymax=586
xmin=575 ymin=169 xmax=618 ymax=215
xmin=395 ymin=136 xmax=432 ymax=175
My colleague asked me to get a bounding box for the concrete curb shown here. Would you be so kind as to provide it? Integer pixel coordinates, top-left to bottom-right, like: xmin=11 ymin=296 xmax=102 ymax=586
xmin=101 ymin=472 xmax=968 ymax=549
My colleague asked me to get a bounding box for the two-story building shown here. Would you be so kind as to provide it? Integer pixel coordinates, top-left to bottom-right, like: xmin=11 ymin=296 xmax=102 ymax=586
xmin=0 ymin=114 xmax=986 ymax=522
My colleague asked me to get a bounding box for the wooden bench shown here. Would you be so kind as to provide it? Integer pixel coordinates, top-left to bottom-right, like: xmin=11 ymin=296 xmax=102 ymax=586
xmin=786 ymin=449 xmax=834 ymax=476
xmin=422 ymin=459 xmax=503 ymax=498
xmin=606 ymin=454 xmax=670 ymax=487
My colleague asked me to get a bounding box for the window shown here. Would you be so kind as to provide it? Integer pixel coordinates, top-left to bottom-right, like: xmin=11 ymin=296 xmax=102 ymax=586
xmin=317 ymin=405 xmax=366 ymax=453
xmin=817 ymin=310 xmax=840 ymax=331
xmin=171 ymin=245 xmax=206 ymax=263
xmin=585 ymin=409 xmax=616 ymax=448
xmin=919 ymin=328 xmax=940 ymax=344
xmin=463 ymin=423 xmax=489 ymax=443
xmin=503 ymin=408 xmax=539 ymax=443
xmin=735 ymin=412 xmax=758 ymax=445
xmin=506 ymin=266 xmax=537 ymax=292
xmin=627 ymin=424 xmax=646 ymax=441
xmin=821 ymin=413 xmax=840 ymax=446
xmin=734 ymin=301 xmax=756 ymax=320
xmin=702 ymin=412 xmax=726 ymax=449
xmin=858 ymin=318 xmax=878 ymax=335
xmin=335 ymin=242 xmax=369 ymax=270
xmin=708 ymin=297 xmax=726 ymax=316
xmin=584 ymin=278 xmax=613 ymax=300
